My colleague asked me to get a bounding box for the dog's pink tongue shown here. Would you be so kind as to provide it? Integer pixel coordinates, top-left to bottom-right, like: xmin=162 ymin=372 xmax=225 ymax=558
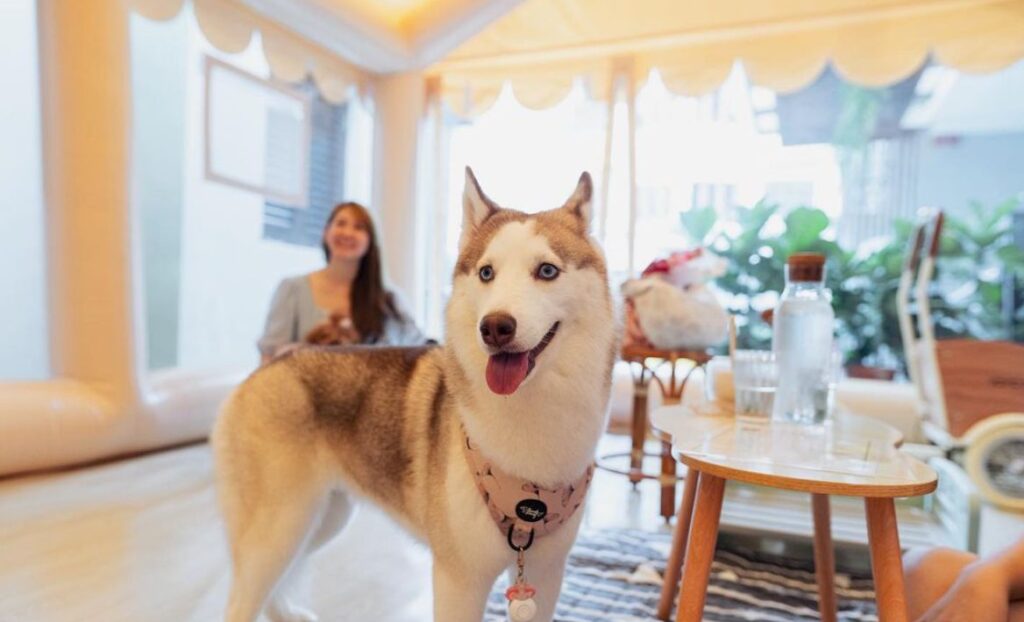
xmin=486 ymin=352 xmax=530 ymax=395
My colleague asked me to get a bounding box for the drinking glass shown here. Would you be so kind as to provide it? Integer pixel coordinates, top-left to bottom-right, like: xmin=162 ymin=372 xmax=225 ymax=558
xmin=792 ymin=347 xmax=844 ymax=425
xmin=732 ymin=350 xmax=777 ymax=425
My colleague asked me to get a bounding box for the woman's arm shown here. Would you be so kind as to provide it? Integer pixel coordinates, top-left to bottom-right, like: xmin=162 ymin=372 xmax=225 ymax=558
xmin=257 ymin=278 xmax=299 ymax=364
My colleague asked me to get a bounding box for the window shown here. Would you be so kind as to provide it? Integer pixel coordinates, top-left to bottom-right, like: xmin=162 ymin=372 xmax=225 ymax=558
xmin=442 ymin=59 xmax=1024 ymax=370
xmin=263 ymin=83 xmax=348 ymax=248
xmin=0 ymin=0 xmax=47 ymax=380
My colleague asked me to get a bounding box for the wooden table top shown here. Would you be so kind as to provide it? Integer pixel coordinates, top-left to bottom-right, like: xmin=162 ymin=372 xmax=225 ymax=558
xmin=652 ymin=403 xmax=937 ymax=498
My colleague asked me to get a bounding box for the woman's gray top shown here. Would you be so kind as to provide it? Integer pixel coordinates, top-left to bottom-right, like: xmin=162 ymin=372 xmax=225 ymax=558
xmin=257 ymin=274 xmax=428 ymax=356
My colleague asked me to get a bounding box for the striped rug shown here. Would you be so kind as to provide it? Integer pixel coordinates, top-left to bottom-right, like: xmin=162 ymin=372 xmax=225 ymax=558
xmin=486 ymin=529 xmax=877 ymax=622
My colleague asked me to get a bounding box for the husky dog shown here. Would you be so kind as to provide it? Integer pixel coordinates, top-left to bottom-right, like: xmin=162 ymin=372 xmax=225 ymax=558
xmin=212 ymin=169 xmax=617 ymax=622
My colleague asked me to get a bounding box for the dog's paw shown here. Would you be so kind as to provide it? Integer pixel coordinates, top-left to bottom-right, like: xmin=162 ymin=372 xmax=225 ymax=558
xmin=266 ymin=601 xmax=319 ymax=622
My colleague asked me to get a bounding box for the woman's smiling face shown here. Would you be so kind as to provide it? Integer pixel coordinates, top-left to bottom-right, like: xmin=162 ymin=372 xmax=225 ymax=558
xmin=324 ymin=206 xmax=370 ymax=262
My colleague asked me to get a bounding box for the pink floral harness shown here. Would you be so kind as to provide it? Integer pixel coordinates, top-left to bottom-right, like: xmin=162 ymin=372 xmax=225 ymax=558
xmin=462 ymin=432 xmax=594 ymax=549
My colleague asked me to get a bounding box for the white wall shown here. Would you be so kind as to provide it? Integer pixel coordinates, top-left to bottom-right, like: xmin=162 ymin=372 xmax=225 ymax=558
xmin=0 ymin=0 xmax=48 ymax=380
xmin=175 ymin=10 xmax=323 ymax=371
xmin=344 ymin=96 xmax=375 ymax=207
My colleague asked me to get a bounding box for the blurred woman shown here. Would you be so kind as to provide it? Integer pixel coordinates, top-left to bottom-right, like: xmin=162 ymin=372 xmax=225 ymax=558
xmin=258 ymin=201 xmax=426 ymax=364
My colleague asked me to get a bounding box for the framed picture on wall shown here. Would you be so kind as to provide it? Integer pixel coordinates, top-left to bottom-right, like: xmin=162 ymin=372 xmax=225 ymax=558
xmin=204 ymin=56 xmax=311 ymax=208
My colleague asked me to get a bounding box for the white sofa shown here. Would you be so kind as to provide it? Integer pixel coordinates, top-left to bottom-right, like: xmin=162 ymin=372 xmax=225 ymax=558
xmin=0 ymin=367 xmax=244 ymax=477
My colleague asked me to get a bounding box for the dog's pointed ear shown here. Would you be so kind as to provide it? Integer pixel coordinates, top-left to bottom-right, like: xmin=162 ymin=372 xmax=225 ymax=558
xmin=460 ymin=167 xmax=498 ymax=251
xmin=562 ymin=172 xmax=593 ymax=233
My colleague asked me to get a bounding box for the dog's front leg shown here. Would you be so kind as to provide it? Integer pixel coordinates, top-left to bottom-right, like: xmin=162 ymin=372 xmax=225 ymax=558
xmin=511 ymin=550 xmax=570 ymax=622
xmin=513 ymin=511 xmax=583 ymax=622
xmin=432 ymin=561 xmax=494 ymax=622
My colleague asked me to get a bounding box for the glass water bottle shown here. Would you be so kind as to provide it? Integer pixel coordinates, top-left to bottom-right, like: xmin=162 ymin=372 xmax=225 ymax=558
xmin=771 ymin=253 xmax=835 ymax=424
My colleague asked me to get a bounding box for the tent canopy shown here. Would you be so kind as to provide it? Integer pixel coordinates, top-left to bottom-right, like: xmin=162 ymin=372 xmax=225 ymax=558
xmin=430 ymin=0 xmax=1024 ymax=116
xmin=131 ymin=0 xmax=370 ymax=102
xmin=128 ymin=0 xmax=1024 ymax=112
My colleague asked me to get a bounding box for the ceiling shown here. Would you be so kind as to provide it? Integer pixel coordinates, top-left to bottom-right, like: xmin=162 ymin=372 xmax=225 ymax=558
xmin=239 ymin=0 xmax=523 ymax=73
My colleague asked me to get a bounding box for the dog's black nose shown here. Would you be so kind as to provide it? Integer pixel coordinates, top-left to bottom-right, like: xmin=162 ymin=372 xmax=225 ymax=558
xmin=480 ymin=313 xmax=516 ymax=348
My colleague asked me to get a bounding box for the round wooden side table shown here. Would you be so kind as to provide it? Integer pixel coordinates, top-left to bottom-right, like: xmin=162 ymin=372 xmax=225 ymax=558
xmin=652 ymin=407 xmax=936 ymax=622
xmin=598 ymin=346 xmax=711 ymax=521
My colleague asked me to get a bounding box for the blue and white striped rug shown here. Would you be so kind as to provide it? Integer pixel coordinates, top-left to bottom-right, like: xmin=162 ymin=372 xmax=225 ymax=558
xmin=486 ymin=529 xmax=877 ymax=622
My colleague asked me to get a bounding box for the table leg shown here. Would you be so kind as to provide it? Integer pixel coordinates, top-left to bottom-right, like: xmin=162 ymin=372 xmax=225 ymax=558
xmin=656 ymin=469 xmax=700 ymax=621
xmin=865 ymin=497 xmax=909 ymax=622
xmin=629 ymin=369 xmax=650 ymax=486
xmin=659 ymin=436 xmax=676 ymax=521
xmin=812 ymin=493 xmax=838 ymax=622
xmin=675 ymin=473 xmax=726 ymax=622
xmin=655 ymin=362 xmax=699 ymax=518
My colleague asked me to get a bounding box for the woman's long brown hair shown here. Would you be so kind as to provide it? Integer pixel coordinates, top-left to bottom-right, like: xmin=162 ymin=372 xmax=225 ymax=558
xmin=322 ymin=202 xmax=399 ymax=343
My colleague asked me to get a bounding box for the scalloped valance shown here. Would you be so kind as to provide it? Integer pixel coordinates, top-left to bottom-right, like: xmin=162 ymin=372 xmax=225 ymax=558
xmin=431 ymin=0 xmax=1024 ymax=116
xmin=128 ymin=0 xmax=368 ymax=104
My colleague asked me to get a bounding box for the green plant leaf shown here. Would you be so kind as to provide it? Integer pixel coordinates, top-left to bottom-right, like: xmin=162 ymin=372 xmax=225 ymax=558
xmin=997 ymin=245 xmax=1024 ymax=275
xmin=892 ymin=218 xmax=913 ymax=238
xmin=738 ymin=200 xmax=777 ymax=234
xmin=679 ymin=206 xmax=716 ymax=244
xmin=983 ymin=198 xmax=1019 ymax=233
xmin=784 ymin=207 xmax=831 ymax=251
xmin=980 ymin=281 xmax=1003 ymax=305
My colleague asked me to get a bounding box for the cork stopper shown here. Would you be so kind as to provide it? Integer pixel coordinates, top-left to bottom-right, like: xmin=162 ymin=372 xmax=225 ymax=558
xmin=786 ymin=252 xmax=825 ymax=282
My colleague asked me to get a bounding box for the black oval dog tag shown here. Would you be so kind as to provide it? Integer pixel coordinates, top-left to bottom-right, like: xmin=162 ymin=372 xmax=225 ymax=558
xmin=515 ymin=499 xmax=547 ymax=522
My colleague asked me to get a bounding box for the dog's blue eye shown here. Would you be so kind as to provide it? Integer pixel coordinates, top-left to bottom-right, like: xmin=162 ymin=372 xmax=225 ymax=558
xmin=537 ymin=263 xmax=560 ymax=280
xmin=479 ymin=265 xmax=494 ymax=282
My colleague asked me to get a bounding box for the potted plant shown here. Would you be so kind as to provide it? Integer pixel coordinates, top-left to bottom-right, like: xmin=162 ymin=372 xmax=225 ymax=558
xmin=680 ymin=198 xmax=1023 ymax=378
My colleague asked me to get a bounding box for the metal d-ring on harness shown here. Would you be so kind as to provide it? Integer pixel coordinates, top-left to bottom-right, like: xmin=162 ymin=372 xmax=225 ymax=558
xmin=507 ymin=523 xmax=536 ymax=551
xmin=505 ymin=525 xmax=539 ymax=621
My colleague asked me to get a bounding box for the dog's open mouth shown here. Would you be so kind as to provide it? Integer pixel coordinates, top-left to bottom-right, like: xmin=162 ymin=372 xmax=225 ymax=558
xmin=485 ymin=322 xmax=560 ymax=395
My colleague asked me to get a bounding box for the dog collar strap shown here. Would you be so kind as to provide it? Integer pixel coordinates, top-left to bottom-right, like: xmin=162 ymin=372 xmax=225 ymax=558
xmin=462 ymin=432 xmax=594 ymax=549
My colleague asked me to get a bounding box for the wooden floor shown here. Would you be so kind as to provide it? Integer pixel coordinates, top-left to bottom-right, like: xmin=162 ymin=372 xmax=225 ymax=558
xmin=0 ymin=435 xmax=674 ymax=622
xmin=4 ymin=429 xmax=942 ymax=620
